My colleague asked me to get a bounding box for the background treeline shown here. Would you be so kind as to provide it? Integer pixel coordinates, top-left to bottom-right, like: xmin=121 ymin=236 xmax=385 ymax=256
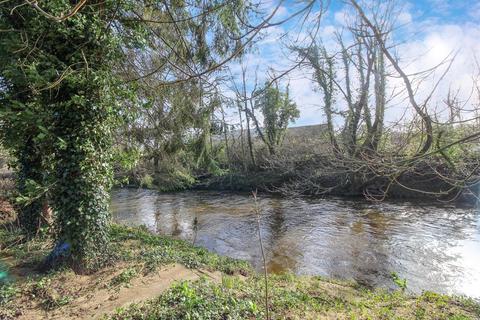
xmin=114 ymin=1 xmax=480 ymax=202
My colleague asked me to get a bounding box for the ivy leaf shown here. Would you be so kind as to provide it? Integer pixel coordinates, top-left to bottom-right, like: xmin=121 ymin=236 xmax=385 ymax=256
xmin=57 ymin=137 xmax=67 ymax=150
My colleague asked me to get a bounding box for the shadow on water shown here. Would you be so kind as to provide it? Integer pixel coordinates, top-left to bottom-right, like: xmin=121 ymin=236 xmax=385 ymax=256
xmin=111 ymin=188 xmax=480 ymax=298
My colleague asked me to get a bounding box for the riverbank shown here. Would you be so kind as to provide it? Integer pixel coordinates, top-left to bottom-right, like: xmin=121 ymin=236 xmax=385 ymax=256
xmin=1 ymin=224 xmax=479 ymax=320
xmin=193 ymin=166 xmax=479 ymax=204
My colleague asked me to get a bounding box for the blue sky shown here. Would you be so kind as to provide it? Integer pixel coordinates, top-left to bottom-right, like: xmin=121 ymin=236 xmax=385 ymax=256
xmin=411 ymin=0 xmax=479 ymax=23
xmin=224 ymin=0 xmax=480 ymax=128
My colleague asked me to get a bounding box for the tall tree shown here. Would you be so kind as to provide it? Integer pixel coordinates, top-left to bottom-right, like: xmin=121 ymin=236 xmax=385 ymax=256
xmin=0 ymin=0 xmax=255 ymax=271
xmin=295 ymin=45 xmax=339 ymax=150
xmin=253 ymin=81 xmax=300 ymax=155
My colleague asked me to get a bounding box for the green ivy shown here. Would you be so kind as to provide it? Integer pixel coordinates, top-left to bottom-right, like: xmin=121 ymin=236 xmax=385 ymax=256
xmin=0 ymin=0 xmax=126 ymax=270
xmin=1 ymin=0 xmax=252 ymax=272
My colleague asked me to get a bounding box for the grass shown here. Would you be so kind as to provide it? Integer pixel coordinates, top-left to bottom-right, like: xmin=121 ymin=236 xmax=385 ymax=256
xmin=109 ymin=224 xmax=251 ymax=275
xmin=1 ymin=224 xmax=479 ymax=320
xmin=0 ymin=224 xmax=251 ymax=319
xmin=106 ymin=274 xmax=480 ymax=320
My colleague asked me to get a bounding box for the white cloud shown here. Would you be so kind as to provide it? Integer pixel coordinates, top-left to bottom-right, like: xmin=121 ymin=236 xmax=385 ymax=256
xmin=223 ymin=2 xmax=480 ymax=129
xmin=260 ymin=1 xmax=289 ymax=21
xmin=334 ymin=9 xmax=349 ymax=26
xmin=389 ymin=23 xmax=480 ymax=121
xmin=397 ymin=11 xmax=412 ymax=25
xmin=275 ymin=5 xmax=288 ymax=19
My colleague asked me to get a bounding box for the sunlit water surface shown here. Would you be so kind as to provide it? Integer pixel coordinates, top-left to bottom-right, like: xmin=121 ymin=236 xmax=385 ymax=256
xmin=111 ymin=188 xmax=480 ymax=298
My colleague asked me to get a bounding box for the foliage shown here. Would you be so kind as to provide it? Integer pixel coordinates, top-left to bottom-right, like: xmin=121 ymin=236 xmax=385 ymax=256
xmin=391 ymin=271 xmax=408 ymax=292
xmin=113 ymin=147 xmax=142 ymax=174
xmin=0 ymin=0 xmax=253 ymax=271
xmin=295 ymin=44 xmax=338 ymax=149
xmin=108 ymin=274 xmax=479 ymax=320
xmin=0 ymin=0 xmax=122 ymax=268
xmin=110 ymin=225 xmax=251 ymax=275
xmin=116 ymin=82 xmax=230 ymax=191
xmin=139 ymin=174 xmax=155 ymax=189
xmin=153 ymin=166 xmax=197 ymax=192
xmin=254 ymin=81 xmax=300 ymax=155
xmin=32 ymin=277 xmax=72 ymax=310
xmin=0 ymin=284 xmax=17 ymax=306
xmin=110 ymin=267 xmax=138 ymax=288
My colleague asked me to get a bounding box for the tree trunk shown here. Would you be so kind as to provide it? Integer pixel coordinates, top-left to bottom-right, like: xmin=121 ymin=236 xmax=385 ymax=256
xmin=16 ymin=138 xmax=45 ymax=237
xmin=220 ymin=106 xmax=231 ymax=165
xmin=245 ymin=109 xmax=256 ymax=167
xmin=49 ymin=102 xmax=112 ymax=273
xmin=363 ymin=49 xmax=386 ymax=153
xmin=153 ymin=154 xmax=160 ymax=173
xmin=351 ymin=0 xmax=433 ymax=156
xmin=237 ymin=102 xmax=247 ymax=170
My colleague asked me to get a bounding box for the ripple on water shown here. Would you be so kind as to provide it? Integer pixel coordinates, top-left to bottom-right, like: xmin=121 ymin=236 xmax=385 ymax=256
xmin=111 ymin=189 xmax=480 ymax=298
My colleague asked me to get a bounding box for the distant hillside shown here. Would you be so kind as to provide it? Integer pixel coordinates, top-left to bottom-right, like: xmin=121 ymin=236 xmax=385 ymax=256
xmin=221 ymin=123 xmax=327 ymax=140
xmin=284 ymin=124 xmax=328 ymax=139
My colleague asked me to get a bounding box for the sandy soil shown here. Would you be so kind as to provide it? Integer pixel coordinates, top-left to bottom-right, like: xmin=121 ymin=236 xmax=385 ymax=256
xmin=12 ymin=263 xmax=222 ymax=320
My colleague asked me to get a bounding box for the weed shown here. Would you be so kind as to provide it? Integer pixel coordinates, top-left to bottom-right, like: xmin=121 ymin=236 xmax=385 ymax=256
xmin=110 ymin=267 xmax=138 ymax=287
xmin=391 ymin=271 xmax=407 ymax=291
xmin=107 ymin=274 xmax=480 ymax=320
xmin=0 ymin=283 xmax=17 ymax=306
xmin=31 ymin=277 xmax=71 ymax=310
xmin=110 ymin=224 xmax=251 ymax=275
xmin=252 ymin=190 xmax=270 ymax=320
xmin=452 ymin=296 xmax=480 ymax=317
xmin=108 ymin=278 xmax=262 ymax=320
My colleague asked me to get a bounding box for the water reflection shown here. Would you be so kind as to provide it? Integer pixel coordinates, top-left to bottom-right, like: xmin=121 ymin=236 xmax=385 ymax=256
xmin=110 ymin=188 xmax=480 ymax=298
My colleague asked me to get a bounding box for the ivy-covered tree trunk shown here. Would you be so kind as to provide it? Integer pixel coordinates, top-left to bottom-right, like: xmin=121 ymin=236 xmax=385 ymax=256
xmin=51 ymin=93 xmax=114 ymax=272
xmin=16 ymin=139 xmax=45 ymax=236
xmin=0 ymin=1 xmax=119 ymax=272
xmin=2 ymin=0 xmax=251 ymax=273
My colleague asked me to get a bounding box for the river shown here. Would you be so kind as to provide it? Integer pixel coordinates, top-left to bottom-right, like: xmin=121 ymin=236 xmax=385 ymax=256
xmin=111 ymin=188 xmax=480 ymax=298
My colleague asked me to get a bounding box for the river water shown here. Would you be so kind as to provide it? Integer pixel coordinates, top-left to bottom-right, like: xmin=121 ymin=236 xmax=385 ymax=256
xmin=111 ymin=188 xmax=480 ymax=298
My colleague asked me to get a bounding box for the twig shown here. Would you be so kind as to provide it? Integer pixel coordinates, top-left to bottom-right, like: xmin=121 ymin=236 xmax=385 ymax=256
xmin=192 ymin=216 xmax=198 ymax=246
xmin=25 ymin=0 xmax=87 ymax=22
xmin=252 ymin=190 xmax=270 ymax=320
